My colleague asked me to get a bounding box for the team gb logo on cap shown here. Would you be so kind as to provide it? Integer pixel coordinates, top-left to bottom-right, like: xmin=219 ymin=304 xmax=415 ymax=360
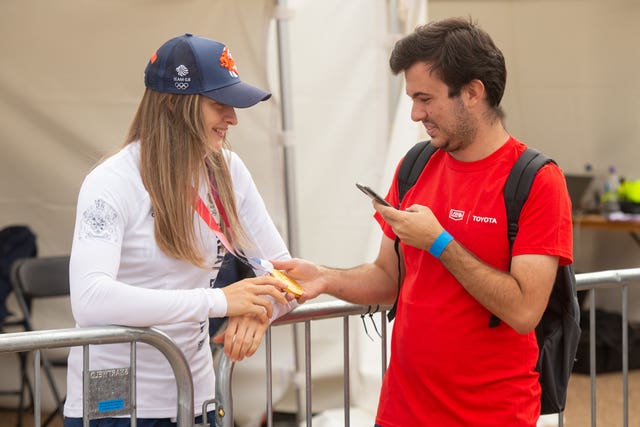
xmin=174 ymin=65 xmax=190 ymax=90
xmin=219 ymin=47 xmax=238 ymax=77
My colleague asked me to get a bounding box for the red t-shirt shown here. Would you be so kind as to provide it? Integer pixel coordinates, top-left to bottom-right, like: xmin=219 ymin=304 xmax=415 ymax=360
xmin=374 ymin=137 xmax=573 ymax=427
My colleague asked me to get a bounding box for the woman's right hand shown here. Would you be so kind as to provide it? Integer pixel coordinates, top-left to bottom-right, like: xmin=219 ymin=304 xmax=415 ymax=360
xmin=221 ymin=276 xmax=288 ymax=322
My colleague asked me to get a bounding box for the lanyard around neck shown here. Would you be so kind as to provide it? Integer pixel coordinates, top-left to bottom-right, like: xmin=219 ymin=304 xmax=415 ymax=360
xmin=195 ymin=195 xmax=270 ymax=275
xmin=195 ymin=171 xmax=275 ymax=276
xmin=195 ymin=195 xmax=236 ymax=257
xmin=194 ymin=187 xmax=304 ymax=296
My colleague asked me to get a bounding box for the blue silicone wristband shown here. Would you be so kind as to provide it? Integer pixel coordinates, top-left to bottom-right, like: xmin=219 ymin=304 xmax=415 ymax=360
xmin=428 ymin=230 xmax=454 ymax=258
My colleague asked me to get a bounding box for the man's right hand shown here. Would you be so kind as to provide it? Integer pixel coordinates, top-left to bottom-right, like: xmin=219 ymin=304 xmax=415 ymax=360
xmin=271 ymin=258 xmax=324 ymax=303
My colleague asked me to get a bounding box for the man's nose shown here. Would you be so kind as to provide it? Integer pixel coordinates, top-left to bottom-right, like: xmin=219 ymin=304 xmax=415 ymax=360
xmin=410 ymin=102 xmax=426 ymax=122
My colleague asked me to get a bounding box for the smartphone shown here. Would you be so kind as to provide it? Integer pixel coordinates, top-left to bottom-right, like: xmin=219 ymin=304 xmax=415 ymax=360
xmin=356 ymin=182 xmax=392 ymax=207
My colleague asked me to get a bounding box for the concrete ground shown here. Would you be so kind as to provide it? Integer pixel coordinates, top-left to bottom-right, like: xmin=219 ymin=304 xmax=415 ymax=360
xmin=1 ymin=371 xmax=638 ymax=427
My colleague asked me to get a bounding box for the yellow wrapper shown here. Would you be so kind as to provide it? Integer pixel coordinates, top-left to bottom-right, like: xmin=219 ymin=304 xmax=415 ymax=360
xmin=270 ymin=269 xmax=304 ymax=297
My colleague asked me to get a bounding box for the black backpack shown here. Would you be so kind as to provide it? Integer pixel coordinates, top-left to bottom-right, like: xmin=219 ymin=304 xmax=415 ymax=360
xmin=389 ymin=141 xmax=581 ymax=415
xmin=209 ymin=252 xmax=256 ymax=337
xmin=0 ymin=225 xmax=38 ymax=328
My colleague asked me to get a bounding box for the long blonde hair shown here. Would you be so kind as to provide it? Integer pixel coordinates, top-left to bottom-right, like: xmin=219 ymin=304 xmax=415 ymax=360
xmin=125 ymin=88 xmax=247 ymax=267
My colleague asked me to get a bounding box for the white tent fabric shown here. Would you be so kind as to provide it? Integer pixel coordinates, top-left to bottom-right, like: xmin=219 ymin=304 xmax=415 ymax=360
xmin=0 ymin=0 xmax=285 ymax=256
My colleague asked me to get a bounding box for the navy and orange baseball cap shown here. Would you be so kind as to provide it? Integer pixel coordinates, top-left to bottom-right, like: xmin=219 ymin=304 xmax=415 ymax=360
xmin=144 ymin=33 xmax=271 ymax=108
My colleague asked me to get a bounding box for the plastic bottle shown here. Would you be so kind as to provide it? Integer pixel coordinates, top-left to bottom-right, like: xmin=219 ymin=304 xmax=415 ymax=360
xmin=582 ymin=163 xmax=599 ymax=212
xmin=601 ymin=165 xmax=621 ymax=212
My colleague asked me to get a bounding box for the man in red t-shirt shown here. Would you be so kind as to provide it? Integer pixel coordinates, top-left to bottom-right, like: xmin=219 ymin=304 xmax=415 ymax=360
xmin=274 ymin=17 xmax=572 ymax=426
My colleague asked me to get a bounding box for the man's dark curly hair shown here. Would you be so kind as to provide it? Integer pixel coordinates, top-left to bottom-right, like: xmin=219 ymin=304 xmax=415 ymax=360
xmin=390 ymin=17 xmax=506 ymax=119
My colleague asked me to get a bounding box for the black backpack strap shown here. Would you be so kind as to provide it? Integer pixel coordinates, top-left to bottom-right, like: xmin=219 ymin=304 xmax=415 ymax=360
xmin=504 ymin=148 xmax=555 ymax=248
xmin=396 ymin=141 xmax=437 ymax=207
xmin=388 ymin=140 xmax=436 ymax=322
xmin=489 ymin=148 xmax=555 ymax=327
xmin=387 ymin=237 xmax=402 ymax=322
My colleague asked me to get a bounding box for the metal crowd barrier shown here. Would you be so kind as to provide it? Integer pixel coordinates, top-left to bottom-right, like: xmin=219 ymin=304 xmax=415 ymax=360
xmin=267 ymin=301 xmax=392 ymax=427
xmin=215 ymin=267 xmax=640 ymax=427
xmin=577 ymin=268 xmax=640 ymax=427
xmin=0 ymin=326 xmax=201 ymax=427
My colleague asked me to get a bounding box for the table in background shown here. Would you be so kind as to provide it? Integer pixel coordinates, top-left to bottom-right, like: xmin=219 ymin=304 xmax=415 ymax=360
xmin=572 ymin=213 xmax=640 ymax=246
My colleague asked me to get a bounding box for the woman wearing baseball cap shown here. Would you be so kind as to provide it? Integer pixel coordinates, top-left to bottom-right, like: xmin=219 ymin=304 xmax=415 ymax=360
xmin=63 ymin=34 xmax=298 ymax=426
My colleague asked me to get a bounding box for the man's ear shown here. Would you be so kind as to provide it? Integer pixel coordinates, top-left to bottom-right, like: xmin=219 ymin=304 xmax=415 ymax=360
xmin=462 ymin=79 xmax=486 ymax=107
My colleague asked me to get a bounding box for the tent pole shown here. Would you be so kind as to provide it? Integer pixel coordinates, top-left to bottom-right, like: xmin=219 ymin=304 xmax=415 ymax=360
xmin=275 ymin=0 xmax=299 ymax=257
xmin=275 ymin=1 xmax=305 ymax=425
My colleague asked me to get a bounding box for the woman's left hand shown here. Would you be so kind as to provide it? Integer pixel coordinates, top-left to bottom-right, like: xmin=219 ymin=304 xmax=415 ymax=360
xmin=212 ymin=314 xmax=268 ymax=361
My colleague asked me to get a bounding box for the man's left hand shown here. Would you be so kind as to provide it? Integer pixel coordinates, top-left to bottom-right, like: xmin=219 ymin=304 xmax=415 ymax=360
xmin=374 ymin=202 xmax=444 ymax=250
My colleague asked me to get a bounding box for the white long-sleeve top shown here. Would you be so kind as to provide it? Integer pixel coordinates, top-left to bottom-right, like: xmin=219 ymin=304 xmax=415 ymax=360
xmin=64 ymin=142 xmax=295 ymax=418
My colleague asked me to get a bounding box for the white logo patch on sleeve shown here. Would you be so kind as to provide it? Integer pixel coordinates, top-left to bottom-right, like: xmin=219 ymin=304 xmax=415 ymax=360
xmin=79 ymin=199 xmax=120 ymax=243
